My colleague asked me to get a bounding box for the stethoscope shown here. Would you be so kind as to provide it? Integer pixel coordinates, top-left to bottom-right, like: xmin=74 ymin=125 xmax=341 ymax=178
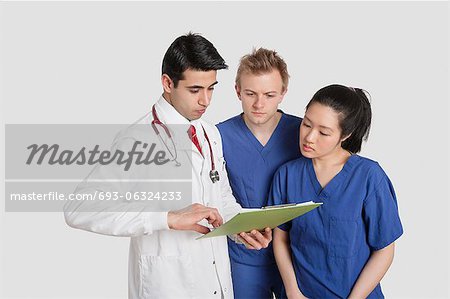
xmin=151 ymin=105 xmax=220 ymax=183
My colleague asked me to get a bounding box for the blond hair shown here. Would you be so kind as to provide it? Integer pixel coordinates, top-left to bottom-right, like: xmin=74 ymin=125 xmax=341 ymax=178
xmin=235 ymin=48 xmax=289 ymax=92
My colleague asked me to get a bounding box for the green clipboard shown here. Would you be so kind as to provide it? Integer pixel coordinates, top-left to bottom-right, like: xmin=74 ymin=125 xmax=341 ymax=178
xmin=197 ymin=201 xmax=322 ymax=239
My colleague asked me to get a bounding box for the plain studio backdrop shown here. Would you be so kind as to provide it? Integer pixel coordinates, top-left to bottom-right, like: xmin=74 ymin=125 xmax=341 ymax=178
xmin=0 ymin=2 xmax=448 ymax=298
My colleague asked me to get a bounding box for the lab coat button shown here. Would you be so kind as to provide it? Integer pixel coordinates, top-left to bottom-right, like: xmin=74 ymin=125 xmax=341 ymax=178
xmin=214 ymin=291 xmax=217 ymax=295
xmin=212 ymin=260 xmax=215 ymax=264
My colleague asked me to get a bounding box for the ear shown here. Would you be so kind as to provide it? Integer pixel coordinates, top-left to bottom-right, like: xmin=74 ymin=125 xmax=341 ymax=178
xmin=161 ymin=74 xmax=173 ymax=94
xmin=340 ymin=133 xmax=351 ymax=143
xmin=235 ymin=84 xmax=242 ymax=101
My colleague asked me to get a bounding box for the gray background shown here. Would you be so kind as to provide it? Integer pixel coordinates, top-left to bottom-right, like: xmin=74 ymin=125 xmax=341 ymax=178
xmin=1 ymin=1 xmax=449 ymax=298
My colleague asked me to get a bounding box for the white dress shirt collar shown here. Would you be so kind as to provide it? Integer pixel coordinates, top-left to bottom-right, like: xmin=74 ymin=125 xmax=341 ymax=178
xmin=154 ymin=95 xmax=203 ymax=131
xmin=154 ymin=95 xmax=189 ymax=125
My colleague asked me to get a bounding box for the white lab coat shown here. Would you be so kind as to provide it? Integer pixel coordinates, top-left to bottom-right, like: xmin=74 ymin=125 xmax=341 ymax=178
xmin=64 ymin=96 xmax=242 ymax=299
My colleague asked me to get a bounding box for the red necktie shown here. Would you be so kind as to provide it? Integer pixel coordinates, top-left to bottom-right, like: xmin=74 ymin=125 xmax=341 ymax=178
xmin=188 ymin=125 xmax=203 ymax=156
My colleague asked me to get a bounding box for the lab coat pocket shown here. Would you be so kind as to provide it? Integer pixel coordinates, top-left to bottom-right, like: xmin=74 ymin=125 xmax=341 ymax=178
xmin=329 ymin=218 xmax=359 ymax=258
xmin=139 ymin=255 xmax=194 ymax=298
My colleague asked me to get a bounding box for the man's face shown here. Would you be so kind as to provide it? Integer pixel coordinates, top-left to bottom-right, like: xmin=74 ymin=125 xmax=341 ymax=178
xmin=236 ymin=70 xmax=286 ymax=127
xmin=164 ymin=69 xmax=218 ymax=121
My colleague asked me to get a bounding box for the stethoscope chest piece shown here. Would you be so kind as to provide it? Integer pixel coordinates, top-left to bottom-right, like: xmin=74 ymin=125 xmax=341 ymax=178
xmin=209 ymin=170 xmax=220 ymax=183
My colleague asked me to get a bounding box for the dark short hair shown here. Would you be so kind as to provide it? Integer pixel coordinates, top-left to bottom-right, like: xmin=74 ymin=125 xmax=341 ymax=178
xmin=161 ymin=33 xmax=228 ymax=87
xmin=306 ymin=84 xmax=372 ymax=153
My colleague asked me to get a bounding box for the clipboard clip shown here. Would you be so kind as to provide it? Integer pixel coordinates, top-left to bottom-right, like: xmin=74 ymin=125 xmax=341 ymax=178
xmin=262 ymin=203 xmax=297 ymax=209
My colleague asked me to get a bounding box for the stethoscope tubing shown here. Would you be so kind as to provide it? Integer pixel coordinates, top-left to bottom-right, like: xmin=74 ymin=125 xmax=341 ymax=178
xmin=151 ymin=105 xmax=217 ymax=179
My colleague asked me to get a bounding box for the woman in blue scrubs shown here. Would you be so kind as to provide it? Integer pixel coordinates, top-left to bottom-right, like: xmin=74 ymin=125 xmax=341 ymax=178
xmin=271 ymin=84 xmax=403 ymax=298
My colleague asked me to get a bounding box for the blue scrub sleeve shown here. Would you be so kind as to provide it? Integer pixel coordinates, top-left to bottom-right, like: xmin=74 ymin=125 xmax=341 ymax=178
xmin=363 ymin=176 xmax=403 ymax=250
xmin=268 ymin=169 xmax=292 ymax=231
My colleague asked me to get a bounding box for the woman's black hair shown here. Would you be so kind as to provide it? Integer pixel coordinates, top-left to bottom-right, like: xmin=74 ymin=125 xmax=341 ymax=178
xmin=161 ymin=32 xmax=228 ymax=87
xmin=306 ymin=84 xmax=372 ymax=153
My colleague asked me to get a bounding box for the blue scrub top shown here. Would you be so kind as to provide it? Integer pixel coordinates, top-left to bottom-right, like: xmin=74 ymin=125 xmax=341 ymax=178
xmin=217 ymin=112 xmax=302 ymax=266
xmin=269 ymin=155 xmax=403 ymax=298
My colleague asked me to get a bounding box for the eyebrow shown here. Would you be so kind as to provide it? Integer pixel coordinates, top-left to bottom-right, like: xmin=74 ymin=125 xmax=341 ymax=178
xmin=243 ymin=89 xmax=278 ymax=94
xmin=304 ymin=116 xmax=334 ymax=131
xmin=186 ymin=81 xmax=219 ymax=89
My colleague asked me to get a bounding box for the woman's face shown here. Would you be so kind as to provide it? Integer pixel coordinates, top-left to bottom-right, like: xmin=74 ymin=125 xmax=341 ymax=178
xmin=299 ymin=102 xmax=347 ymax=159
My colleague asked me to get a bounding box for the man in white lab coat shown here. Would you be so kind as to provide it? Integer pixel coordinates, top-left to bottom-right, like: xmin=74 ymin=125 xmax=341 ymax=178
xmin=64 ymin=33 xmax=272 ymax=298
